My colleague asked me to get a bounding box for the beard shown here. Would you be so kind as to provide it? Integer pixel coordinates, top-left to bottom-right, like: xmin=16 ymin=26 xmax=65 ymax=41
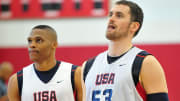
xmin=106 ymin=29 xmax=129 ymax=41
xmin=106 ymin=22 xmax=131 ymax=41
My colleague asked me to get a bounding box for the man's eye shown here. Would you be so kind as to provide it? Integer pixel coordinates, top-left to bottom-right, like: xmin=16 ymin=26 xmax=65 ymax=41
xmin=109 ymin=13 xmax=112 ymax=17
xmin=108 ymin=12 xmax=113 ymax=17
xmin=117 ymin=14 xmax=122 ymax=17
xmin=28 ymin=39 xmax=32 ymax=43
xmin=36 ymin=39 xmax=42 ymax=43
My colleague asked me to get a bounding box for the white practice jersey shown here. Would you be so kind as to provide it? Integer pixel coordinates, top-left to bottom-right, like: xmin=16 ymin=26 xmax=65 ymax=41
xmin=84 ymin=47 xmax=149 ymax=101
xmin=21 ymin=61 xmax=75 ymax=101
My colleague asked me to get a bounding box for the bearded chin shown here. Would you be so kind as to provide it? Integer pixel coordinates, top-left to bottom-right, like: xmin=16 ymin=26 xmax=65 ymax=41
xmin=106 ymin=32 xmax=116 ymax=40
xmin=106 ymin=31 xmax=128 ymax=41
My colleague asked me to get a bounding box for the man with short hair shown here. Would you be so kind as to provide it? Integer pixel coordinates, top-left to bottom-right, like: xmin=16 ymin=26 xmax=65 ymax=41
xmin=8 ymin=25 xmax=85 ymax=101
xmin=83 ymin=1 xmax=169 ymax=101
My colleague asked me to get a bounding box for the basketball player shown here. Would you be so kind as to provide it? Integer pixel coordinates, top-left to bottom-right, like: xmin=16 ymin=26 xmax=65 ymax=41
xmin=83 ymin=1 xmax=169 ymax=101
xmin=7 ymin=25 xmax=85 ymax=101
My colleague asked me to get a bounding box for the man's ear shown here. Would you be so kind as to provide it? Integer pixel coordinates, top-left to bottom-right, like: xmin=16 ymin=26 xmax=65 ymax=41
xmin=52 ymin=41 xmax=58 ymax=49
xmin=130 ymin=22 xmax=140 ymax=36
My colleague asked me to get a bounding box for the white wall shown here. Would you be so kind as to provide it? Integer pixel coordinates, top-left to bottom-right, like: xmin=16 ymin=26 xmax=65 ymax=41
xmin=0 ymin=0 xmax=180 ymax=47
xmin=0 ymin=18 xmax=108 ymax=47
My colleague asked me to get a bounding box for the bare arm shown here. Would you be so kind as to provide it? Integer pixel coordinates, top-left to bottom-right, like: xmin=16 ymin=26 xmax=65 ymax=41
xmin=74 ymin=66 xmax=85 ymax=101
xmin=140 ymin=55 xmax=168 ymax=94
xmin=7 ymin=74 xmax=21 ymax=101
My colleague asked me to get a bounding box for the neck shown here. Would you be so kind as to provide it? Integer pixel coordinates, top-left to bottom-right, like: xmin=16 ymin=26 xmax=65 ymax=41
xmin=108 ymin=38 xmax=133 ymax=57
xmin=34 ymin=56 xmax=57 ymax=71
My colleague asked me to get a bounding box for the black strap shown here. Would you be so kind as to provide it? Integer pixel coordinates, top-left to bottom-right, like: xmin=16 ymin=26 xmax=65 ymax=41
xmin=147 ymin=93 xmax=169 ymax=101
xmin=17 ymin=70 xmax=23 ymax=96
xmin=132 ymin=51 xmax=151 ymax=86
xmin=83 ymin=57 xmax=96 ymax=82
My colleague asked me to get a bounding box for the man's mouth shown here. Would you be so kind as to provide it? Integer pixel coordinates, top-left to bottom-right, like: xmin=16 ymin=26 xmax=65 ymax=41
xmin=29 ymin=50 xmax=39 ymax=54
xmin=107 ymin=24 xmax=116 ymax=31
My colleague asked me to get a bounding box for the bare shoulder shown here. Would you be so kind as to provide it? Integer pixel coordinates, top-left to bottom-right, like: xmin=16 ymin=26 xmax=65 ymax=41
xmin=81 ymin=61 xmax=87 ymax=71
xmin=74 ymin=66 xmax=83 ymax=85
xmin=8 ymin=73 xmax=18 ymax=89
xmin=74 ymin=66 xmax=85 ymax=101
xmin=8 ymin=73 xmax=20 ymax=101
xmin=82 ymin=61 xmax=87 ymax=68
xmin=140 ymin=55 xmax=168 ymax=94
xmin=75 ymin=66 xmax=82 ymax=77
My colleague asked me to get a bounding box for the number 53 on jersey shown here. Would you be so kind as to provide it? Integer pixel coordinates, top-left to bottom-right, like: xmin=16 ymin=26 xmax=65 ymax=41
xmin=92 ymin=89 xmax=113 ymax=101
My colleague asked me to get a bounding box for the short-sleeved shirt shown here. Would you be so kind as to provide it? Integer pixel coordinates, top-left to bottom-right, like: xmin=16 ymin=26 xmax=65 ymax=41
xmin=0 ymin=79 xmax=7 ymax=97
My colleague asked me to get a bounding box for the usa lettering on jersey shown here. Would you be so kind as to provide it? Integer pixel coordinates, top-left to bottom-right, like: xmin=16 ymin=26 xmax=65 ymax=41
xmin=33 ymin=90 xmax=57 ymax=101
xmin=96 ymin=73 xmax=115 ymax=85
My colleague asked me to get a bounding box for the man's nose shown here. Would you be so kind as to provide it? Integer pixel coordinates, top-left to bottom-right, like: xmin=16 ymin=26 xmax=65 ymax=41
xmin=29 ymin=41 xmax=36 ymax=48
xmin=108 ymin=15 xmax=115 ymax=23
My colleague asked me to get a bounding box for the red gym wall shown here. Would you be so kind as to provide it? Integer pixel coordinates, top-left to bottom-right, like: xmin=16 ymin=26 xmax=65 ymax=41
xmin=0 ymin=43 xmax=180 ymax=101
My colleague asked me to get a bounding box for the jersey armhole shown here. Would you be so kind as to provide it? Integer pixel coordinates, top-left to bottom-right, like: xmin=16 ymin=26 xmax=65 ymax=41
xmin=132 ymin=51 xmax=151 ymax=101
xmin=17 ymin=70 xmax=23 ymax=97
xmin=132 ymin=51 xmax=151 ymax=86
xmin=83 ymin=57 xmax=96 ymax=82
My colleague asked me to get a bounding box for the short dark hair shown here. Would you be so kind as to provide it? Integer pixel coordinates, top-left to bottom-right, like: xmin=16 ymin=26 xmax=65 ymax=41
xmin=32 ymin=25 xmax=56 ymax=32
xmin=116 ymin=0 xmax=144 ymax=37
xmin=32 ymin=25 xmax=57 ymax=41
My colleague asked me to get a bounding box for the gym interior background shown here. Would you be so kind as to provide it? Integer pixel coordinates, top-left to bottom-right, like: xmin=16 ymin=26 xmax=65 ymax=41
xmin=0 ymin=0 xmax=179 ymax=100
